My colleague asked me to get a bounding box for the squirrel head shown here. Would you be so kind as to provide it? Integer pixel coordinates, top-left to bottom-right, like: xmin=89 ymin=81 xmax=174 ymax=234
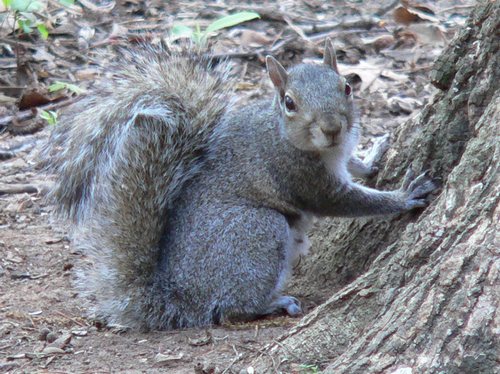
xmin=266 ymin=39 xmax=356 ymax=152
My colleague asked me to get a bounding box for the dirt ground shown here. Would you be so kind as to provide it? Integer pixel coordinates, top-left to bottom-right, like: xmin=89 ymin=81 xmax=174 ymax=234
xmin=0 ymin=1 xmax=476 ymax=372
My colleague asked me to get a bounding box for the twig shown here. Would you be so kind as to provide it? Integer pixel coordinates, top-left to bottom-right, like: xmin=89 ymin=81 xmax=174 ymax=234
xmin=0 ymin=138 xmax=38 ymax=160
xmin=0 ymin=97 xmax=78 ymax=128
xmin=210 ymin=37 xmax=299 ymax=61
xmin=283 ymin=16 xmax=310 ymax=41
xmin=437 ymin=4 xmax=476 ymax=13
xmin=0 ymin=184 xmax=39 ymax=196
xmin=0 ymin=37 xmax=33 ymax=49
xmin=53 ymin=310 xmax=88 ymax=327
xmin=228 ymin=6 xmax=307 ymax=23
xmin=299 ymin=18 xmax=378 ymax=34
xmin=221 ymin=354 xmax=242 ymax=374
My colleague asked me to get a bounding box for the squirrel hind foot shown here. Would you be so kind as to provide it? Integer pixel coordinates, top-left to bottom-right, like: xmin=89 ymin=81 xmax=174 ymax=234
xmin=266 ymin=295 xmax=303 ymax=317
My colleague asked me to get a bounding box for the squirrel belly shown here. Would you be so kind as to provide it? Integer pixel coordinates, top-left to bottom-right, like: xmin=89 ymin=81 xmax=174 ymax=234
xmin=43 ymin=41 xmax=435 ymax=330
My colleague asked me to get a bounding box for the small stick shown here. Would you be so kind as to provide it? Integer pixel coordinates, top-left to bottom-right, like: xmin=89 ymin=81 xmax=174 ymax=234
xmin=0 ymin=184 xmax=39 ymax=196
xmin=53 ymin=310 xmax=88 ymax=327
xmin=0 ymin=97 xmax=78 ymax=128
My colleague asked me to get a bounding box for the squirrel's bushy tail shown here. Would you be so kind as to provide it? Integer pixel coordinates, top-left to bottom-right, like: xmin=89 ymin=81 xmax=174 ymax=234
xmin=42 ymin=46 xmax=233 ymax=329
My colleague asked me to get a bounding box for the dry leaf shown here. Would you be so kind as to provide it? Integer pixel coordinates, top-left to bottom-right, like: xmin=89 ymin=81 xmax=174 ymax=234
xmin=78 ymin=0 xmax=116 ymax=13
xmin=47 ymin=332 xmax=72 ymax=349
xmin=0 ymin=94 xmax=17 ymax=105
xmin=188 ymin=331 xmax=212 ymax=346
xmin=394 ymin=6 xmax=420 ymax=25
xmin=338 ymin=58 xmax=389 ymax=93
xmin=7 ymin=353 xmax=26 ymax=360
xmin=363 ymin=34 xmax=396 ymax=52
xmin=239 ymin=30 xmax=272 ymax=47
xmin=109 ymin=23 xmax=129 ymax=39
xmin=18 ymin=89 xmax=51 ymax=110
xmin=235 ymin=82 xmax=259 ymax=91
xmin=394 ymin=2 xmax=438 ymax=25
xmin=78 ymin=26 xmax=96 ymax=49
xmin=381 ymin=70 xmax=408 ymax=83
xmin=75 ymin=68 xmax=100 ymax=80
xmin=32 ymin=47 xmax=56 ymax=67
xmin=71 ymin=330 xmax=88 ymax=337
xmin=42 ymin=347 xmax=65 ymax=355
xmin=408 ymin=23 xmax=447 ymax=45
xmin=394 ymin=30 xmax=418 ymax=48
xmin=154 ymin=352 xmax=184 ymax=365
xmin=388 ymin=96 xmax=423 ymax=114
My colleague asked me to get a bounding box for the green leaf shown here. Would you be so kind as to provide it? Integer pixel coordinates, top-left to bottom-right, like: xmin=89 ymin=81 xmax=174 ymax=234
xmin=3 ymin=0 xmax=12 ymax=8
xmin=58 ymin=0 xmax=74 ymax=6
xmin=10 ymin=0 xmax=43 ymax=12
xmin=204 ymin=11 xmax=260 ymax=35
xmin=37 ymin=23 xmax=48 ymax=39
xmin=192 ymin=23 xmax=203 ymax=45
xmin=170 ymin=24 xmax=193 ymax=39
xmin=48 ymin=82 xmax=66 ymax=92
xmin=49 ymin=81 xmax=84 ymax=94
xmin=40 ymin=110 xmax=58 ymax=126
xmin=18 ymin=19 xmax=32 ymax=34
xmin=63 ymin=82 xmax=84 ymax=94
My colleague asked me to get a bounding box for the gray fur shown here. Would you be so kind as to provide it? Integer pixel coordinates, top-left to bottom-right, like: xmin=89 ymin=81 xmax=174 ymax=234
xmin=43 ymin=43 xmax=435 ymax=330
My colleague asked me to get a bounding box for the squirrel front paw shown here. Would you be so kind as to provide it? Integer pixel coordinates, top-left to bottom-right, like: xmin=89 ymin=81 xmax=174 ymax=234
xmin=365 ymin=134 xmax=391 ymax=176
xmin=350 ymin=134 xmax=391 ymax=178
xmin=400 ymin=168 xmax=437 ymax=210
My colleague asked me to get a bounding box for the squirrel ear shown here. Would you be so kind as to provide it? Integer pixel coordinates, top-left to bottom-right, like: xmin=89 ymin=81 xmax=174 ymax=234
xmin=323 ymin=38 xmax=339 ymax=73
xmin=266 ymin=56 xmax=288 ymax=98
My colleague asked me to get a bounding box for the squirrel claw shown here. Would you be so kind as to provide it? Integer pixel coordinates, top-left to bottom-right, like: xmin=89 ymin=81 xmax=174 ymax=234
xmin=401 ymin=169 xmax=437 ymax=210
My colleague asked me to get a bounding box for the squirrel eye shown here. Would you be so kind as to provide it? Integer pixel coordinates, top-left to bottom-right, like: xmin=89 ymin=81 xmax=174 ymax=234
xmin=284 ymin=95 xmax=296 ymax=112
xmin=345 ymin=83 xmax=352 ymax=96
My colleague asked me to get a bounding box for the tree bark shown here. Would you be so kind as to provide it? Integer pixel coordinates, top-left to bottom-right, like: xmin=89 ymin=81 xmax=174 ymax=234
xmin=248 ymin=1 xmax=499 ymax=372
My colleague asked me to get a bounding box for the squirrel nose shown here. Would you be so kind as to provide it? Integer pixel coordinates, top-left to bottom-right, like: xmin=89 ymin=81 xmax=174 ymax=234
xmin=321 ymin=126 xmax=341 ymax=139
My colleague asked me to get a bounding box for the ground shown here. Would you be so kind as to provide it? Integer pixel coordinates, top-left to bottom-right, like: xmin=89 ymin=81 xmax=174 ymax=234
xmin=0 ymin=1 xmax=477 ymax=372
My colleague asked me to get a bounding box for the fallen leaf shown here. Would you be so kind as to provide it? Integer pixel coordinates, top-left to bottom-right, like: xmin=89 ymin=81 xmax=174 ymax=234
xmin=235 ymin=82 xmax=259 ymax=91
xmin=71 ymin=330 xmax=88 ymax=337
xmin=74 ymin=68 xmax=100 ymax=80
xmin=18 ymin=89 xmax=51 ymax=110
xmin=78 ymin=0 xmax=116 ymax=13
xmin=48 ymin=332 xmax=72 ymax=349
xmin=109 ymin=23 xmax=129 ymax=39
xmin=362 ymin=34 xmax=395 ymax=52
xmin=188 ymin=331 xmax=212 ymax=346
xmin=41 ymin=347 xmax=65 ymax=355
xmin=388 ymin=96 xmax=423 ymax=114
xmin=408 ymin=23 xmax=447 ymax=45
xmin=0 ymin=94 xmax=17 ymax=105
xmin=239 ymin=29 xmax=272 ymax=47
xmin=394 ymin=2 xmax=439 ymax=25
xmin=7 ymin=353 xmax=26 ymax=360
xmin=31 ymin=47 xmax=56 ymax=65
xmin=338 ymin=58 xmax=389 ymax=93
xmin=381 ymin=70 xmax=408 ymax=83
xmin=154 ymin=352 xmax=184 ymax=365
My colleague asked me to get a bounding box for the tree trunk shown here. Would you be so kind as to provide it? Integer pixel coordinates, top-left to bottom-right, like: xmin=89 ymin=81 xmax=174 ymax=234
xmin=249 ymin=1 xmax=499 ymax=372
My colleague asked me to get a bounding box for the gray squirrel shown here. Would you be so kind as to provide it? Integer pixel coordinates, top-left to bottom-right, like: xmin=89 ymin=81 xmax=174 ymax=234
xmin=42 ymin=40 xmax=435 ymax=330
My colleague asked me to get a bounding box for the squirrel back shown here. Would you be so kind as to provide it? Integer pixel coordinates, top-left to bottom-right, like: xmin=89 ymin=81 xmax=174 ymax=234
xmin=42 ymin=46 xmax=234 ymax=328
